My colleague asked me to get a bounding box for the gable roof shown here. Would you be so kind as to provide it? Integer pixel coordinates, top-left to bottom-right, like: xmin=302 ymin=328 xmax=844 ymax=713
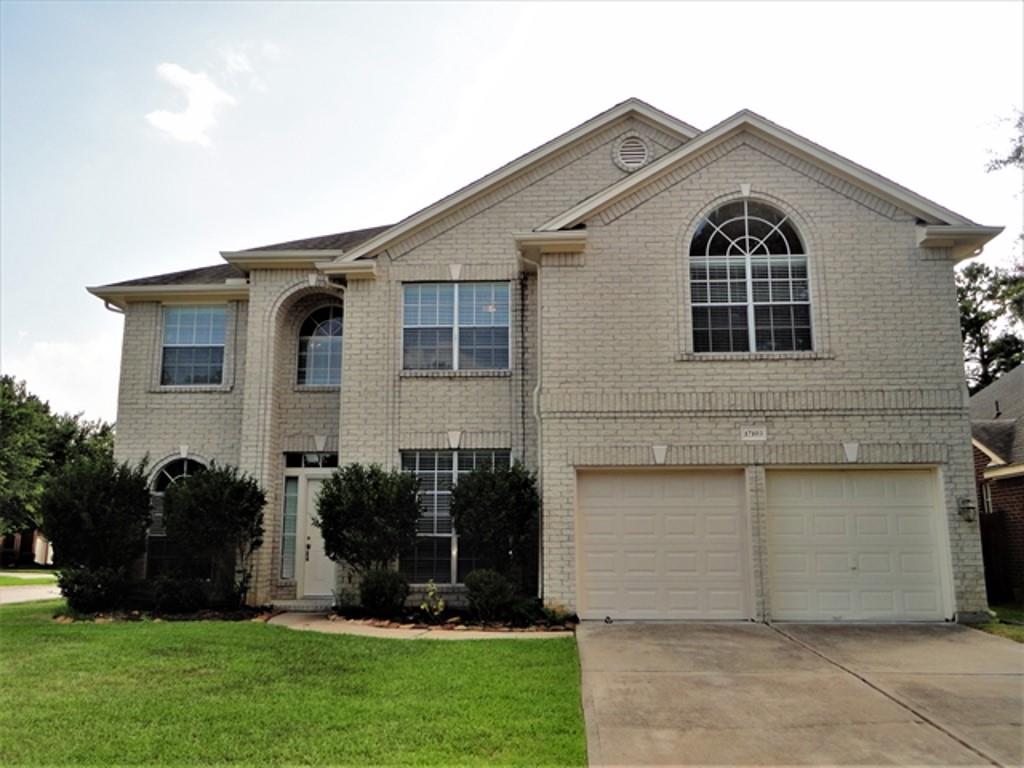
xmin=323 ymin=98 xmax=699 ymax=268
xmin=971 ymin=366 xmax=1024 ymax=467
xmin=237 ymin=224 xmax=392 ymax=253
xmin=537 ymin=109 xmax=1002 ymax=258
xmin=108 ymin=263 xmax=245 ymax=287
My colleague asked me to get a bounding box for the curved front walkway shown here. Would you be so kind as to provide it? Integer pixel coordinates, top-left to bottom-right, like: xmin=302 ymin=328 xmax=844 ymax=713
xmin=268 ymin=611 xmax=573 ymax=640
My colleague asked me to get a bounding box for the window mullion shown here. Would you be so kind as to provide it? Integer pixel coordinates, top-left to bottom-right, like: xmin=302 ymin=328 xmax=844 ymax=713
xmin=452 ymin=285 xmax=460 ymax=371
xmin=450 ymin=451 xmax=459 ymax=584
xmin=745 ymin=252 xmax=756 ymax=352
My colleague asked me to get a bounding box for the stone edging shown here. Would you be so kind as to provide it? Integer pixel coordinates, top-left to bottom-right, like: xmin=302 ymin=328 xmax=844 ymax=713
xmin=267 ymin=612 xmax=574 ymax=640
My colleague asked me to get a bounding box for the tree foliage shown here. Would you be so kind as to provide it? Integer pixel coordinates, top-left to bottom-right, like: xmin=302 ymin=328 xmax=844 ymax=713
xmin=39 ymin=454 xmax=151 ymax=571
xmin=450 ymin=462 xmax=539 ymax=591
xmin=314 ymin=463 xmax=421 ymax=573
xmin=987 ymin=110 xmax=1024 ymax=173
xmin=0 ymin=376 xmax=114 ymax=535
xmin=162 ymin=462 xmax=266 ymax=606
xmin=957 ymin=261 xmax=1024 ymax=393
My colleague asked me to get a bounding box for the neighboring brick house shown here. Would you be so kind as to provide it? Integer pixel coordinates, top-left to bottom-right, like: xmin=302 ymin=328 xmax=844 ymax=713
xmin=971 ymin=365 xmax=1024 ymax=604
xmin=89 ymin=99 xmax=1002 ymax=622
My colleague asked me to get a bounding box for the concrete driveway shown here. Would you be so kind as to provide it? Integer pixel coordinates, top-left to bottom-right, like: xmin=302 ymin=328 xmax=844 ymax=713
xmin=577 ymin=622 xmax=1023 ymax=766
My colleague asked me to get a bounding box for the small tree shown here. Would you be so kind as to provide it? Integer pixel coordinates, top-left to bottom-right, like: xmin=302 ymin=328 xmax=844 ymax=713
xmin=314 ymin=463 xmax=421 ymax=573
xmin=451 ymin=462 xmax=539 ymax=592
xmin=39 ymin=454 xmax=151 ymax=612
xmin=162 ymin=462 xmax=266 ymax=606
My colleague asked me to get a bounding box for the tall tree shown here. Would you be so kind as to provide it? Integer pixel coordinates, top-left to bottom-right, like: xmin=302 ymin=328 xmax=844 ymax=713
xmin=957 ymin=262 xmax=1024 ymax=393
xmin=0 ymin=376 xmax=114 ymax=534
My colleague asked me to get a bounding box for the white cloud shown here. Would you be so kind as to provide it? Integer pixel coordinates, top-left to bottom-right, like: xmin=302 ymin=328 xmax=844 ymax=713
xmin=2 ymin=331 xmax=122 ymax=423
xmin=145 ymin=62 xmax=236 ymax=147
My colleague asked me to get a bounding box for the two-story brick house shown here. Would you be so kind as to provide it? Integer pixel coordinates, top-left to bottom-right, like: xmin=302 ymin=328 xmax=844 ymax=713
xmin=89 ymin=99 xmax=1001 ymax=621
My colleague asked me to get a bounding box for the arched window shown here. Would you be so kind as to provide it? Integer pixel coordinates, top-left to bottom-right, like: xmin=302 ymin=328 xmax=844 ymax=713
xmin=689 ymin=200 xmax=811 ymax=353
xmin=297 ymin=306 xmax=343 ymax=386
xmin=151 ymin=457 xmax=206 ymax=494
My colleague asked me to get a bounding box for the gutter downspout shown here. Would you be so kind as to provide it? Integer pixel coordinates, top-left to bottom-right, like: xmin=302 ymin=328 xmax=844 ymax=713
xmin=102 ymin=301 xmax=125 ymax=315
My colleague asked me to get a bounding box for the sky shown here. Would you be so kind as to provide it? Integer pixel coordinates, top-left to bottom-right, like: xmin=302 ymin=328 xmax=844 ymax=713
xmin=1 ymin=1 xmax=1022 ymax=423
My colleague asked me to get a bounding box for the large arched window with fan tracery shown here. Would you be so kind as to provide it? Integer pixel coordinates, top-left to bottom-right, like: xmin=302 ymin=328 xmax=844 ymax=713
xmin=297 ymin=306 xmax=343 ymax=386
xmin=689 ymin=200 xmax=812 ymax=353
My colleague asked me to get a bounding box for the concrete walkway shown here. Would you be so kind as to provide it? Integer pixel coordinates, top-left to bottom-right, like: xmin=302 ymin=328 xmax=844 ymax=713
xmin=0 ymin=585 xmax=61 ymax=605
xmin=268 ymin=611 xmax=572 ymax=640
xmin=578 ymin=622 xmax=1023 ymax=766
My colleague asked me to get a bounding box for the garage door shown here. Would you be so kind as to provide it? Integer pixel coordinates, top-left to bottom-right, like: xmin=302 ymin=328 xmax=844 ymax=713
xmin=767 ymin=469 xmax=951 ymax=621
xmin=577 ymin=470 xmax=750 ymax=620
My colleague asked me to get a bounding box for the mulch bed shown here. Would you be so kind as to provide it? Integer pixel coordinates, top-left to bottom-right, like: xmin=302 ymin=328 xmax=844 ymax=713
xmin=53 ymin=607 xmax=279 ymax=624
xmin=328 ymin=610 xmax=576 ymax=632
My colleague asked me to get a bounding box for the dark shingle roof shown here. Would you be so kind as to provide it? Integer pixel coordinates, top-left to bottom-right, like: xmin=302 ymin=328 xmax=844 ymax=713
xmin=110 ymin=264 xmax=245 ymax=287
xmin=970 ymin=365 xmax=1024 ymax=422
xmin=970 ymin=365 xmax=1024 ymax=466
xmin=242 ymin=225 xmax=392 ymax=252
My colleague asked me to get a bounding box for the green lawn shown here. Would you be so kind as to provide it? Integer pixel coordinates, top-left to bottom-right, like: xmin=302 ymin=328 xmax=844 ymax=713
xmin=0 ymin=574 xmax=56 ymax=586
xmin=0 ymin=601 xmax=586 ymax=766
xmin=975 ymin=604 xmax=1024 ymax=644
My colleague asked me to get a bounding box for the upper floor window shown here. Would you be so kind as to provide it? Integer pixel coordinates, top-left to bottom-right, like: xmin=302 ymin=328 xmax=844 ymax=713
xmin=297 ymin=306 xmax=343 ymax=386
xmin=161 ymin=305 xmax=226 ymax=385
xmin=689 ymin=201 xmax=811 ymax=353
xmin=403 ymin=282 xmax=510 ymax=371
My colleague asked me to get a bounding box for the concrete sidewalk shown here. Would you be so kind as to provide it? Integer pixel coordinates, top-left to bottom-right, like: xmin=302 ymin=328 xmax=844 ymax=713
xmin=578 ymin=622 xmax=1023 ymax=766
xmin=0 ymin=585 xmax=61 ymax=605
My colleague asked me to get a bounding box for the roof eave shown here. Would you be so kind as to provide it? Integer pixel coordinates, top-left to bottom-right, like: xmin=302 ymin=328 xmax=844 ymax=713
xmin=87 ymin=282 xmax=250 ymax=311
xmin=916 ymin=225 xmax=1005 ymax=261
xmin=221 ymin=249 xmax=346 ymax=271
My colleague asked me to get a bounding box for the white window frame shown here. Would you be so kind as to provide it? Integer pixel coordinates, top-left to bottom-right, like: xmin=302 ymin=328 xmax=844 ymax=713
xmin=689 ymin=200 xmax=813 ymax=354
xmin=401 ymin=282 xmax=511 ymax=371
xmin=160 ymin=304 xmax=228 ymax=386
xmin=400 ymin=449 xmax=511 ymax=584
xmin=981 ymin=482 xmax=993 ymax=515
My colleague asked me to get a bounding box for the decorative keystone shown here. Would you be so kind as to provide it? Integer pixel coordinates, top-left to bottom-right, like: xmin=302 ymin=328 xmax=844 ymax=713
xmin=652 ymin=445 xmax=668 ymax=465
xmin=447 ymin=430 xmax=462 ymax=450
xmin=842 ymin=441 xmax=860 ymax=462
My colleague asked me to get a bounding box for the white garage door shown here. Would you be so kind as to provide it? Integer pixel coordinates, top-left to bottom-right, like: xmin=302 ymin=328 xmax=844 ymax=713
xmin=767 ymin=469 xmax=951 ymax=621
xmin=577 ymin=470 xmax=750 ymax=620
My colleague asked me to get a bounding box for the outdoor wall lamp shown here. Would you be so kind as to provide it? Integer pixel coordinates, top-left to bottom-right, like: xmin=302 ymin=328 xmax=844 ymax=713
xmin=957 ymin=497 xmax=977 ymax=522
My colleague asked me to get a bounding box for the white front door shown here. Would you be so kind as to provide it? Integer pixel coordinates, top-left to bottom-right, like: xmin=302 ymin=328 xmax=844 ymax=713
xmin=301 ymin=477 xmax=335 ymax=598
xmin=766 ymin=469 xmax=952 ymax=621
xmin=576 ymin=470 xmax=751 ymax=620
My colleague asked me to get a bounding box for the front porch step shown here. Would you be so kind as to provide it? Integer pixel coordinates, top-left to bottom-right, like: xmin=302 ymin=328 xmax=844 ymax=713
xmin=272 ymin=598 xmax=334 ymax=612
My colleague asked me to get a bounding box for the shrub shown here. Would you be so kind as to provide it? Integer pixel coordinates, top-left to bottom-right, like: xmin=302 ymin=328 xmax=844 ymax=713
xmin=450 ymin=463 xmax=539 ymax=592
xmin=418 ymin=579 xmax=446 ymax=624
xmin=40 ymin=454 xmax=151 ymax=571
xmin=152 ymin=575 xmax=208 ymax=614
xmin=464 ymin=569 xmax=516 ymax=622
xmin=57 ymin=566 xmax=129 ymax=614
xmin=315 ymin=464 xmax=420 ymax=573
xmin=359 ymin=569 xmax=409 ymax=618
xmin=162 ymin=462 xmax=266 ymax=607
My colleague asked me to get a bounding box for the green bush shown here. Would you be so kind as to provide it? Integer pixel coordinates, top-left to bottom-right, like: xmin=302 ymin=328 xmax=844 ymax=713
xmin=40 ymin=455 xmax=151 ymax=571
xmin=162 ymin=462 xmax=266 ymax=607
xmin=450 ymin=463 xmax=539 ymax=592
xmin=57 ymin=566 xmax=129 ymax=614
xmin=315 ymin=464 xmax=421 ymax=573
xmin=359 ymin=569 xmax=409 ymax=618
xmin=464 ymin=569 xmax=517 ymax=622
xmin=152 ymin=575 xmax=208 ymax=614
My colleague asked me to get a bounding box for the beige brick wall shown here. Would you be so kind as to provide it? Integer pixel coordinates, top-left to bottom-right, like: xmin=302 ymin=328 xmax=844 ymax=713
xmin=535 ymin=134 xmax=984 ymax=616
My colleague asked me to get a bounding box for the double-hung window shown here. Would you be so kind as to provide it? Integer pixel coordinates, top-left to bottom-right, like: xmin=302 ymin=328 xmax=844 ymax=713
xmin=403 ymin=282 xmax=510 ymax=370
xmin=399 ymin=449 xmax=511 ymax=584
xmin=689 ymin=200 xmax=812 ymax=353
xmin=161 ymin=305 xmax=227 ymax=385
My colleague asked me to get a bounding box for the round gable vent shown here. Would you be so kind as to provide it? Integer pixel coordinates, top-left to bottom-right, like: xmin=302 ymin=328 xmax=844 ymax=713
xmin=613 ymin=135 xmax=651 ymax=172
